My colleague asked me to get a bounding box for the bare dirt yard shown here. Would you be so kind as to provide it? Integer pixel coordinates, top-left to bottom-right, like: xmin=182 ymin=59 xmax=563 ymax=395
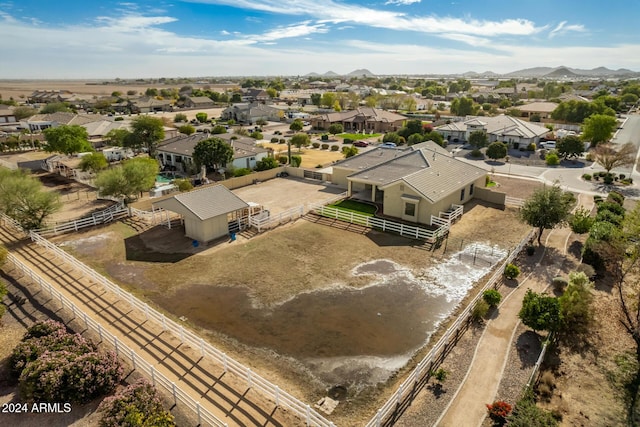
xmin=258 ymin=142 xmax=344 ymax=168
xmin=50 ymin=198 xmax=531 ymax=426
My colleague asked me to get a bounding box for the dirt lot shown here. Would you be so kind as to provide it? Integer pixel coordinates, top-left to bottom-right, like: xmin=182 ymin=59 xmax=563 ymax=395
xmin=259 ymin=142 xmax=345 ymax=168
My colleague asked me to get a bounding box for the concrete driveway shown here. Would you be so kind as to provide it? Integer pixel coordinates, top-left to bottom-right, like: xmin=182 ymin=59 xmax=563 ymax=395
xmin=232 ymin=176 xmax=345 ymax=214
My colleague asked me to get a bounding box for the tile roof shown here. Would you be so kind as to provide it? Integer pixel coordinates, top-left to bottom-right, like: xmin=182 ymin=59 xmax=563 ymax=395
xmin=513 ymin=102 xmax=559 ymax=113
xmin=156 ymin=133 xmax=267 ymax=158
xmin=436 ymin=114 xmax=549 ymax=139
xmin=343 ymin=142 xmax=485 ymax=203
xmin=313 ymin=107 xmax=406 ymax=124
xmin=154 ymin=185 xmax=248 ymax=220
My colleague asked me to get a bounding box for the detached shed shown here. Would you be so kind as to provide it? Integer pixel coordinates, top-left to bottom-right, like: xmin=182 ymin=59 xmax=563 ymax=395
xmin=153 ymin=185 xmax=249 ymax=243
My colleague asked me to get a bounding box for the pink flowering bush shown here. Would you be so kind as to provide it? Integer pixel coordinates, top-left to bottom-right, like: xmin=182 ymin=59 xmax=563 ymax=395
xmin=10 ymin=326 xmax=95 ymax=379
xmin=98 ymin=379 xmax=175 ymax=427
xmin=11 ymin=320 xmax=123 ymax=403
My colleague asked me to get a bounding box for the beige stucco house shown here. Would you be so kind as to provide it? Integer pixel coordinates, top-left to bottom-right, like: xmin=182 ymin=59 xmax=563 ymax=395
xmin=310 ymin=107 xmax=405 ymax=133
xmin=153 ymin=185 xmax=249 ymax=243
xmin=331 ymin=141 xmax=486 ymax=225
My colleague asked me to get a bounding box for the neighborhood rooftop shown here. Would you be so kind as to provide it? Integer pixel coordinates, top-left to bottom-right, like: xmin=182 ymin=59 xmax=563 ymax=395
xmin=153 ymin=184 xmax=249 ymax=220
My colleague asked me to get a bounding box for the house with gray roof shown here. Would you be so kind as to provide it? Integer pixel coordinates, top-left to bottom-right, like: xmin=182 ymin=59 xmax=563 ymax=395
xmin=221 ymin=103 xmax=282 ymax=124
xmin=331 ymin=141 xmax=486 ymax=225
xmin=156 ymin=133 xmax=269 ymax=174
xmin=436 ymin=114 xmax=549 ymax=148
xmin=183 ymin=96 xmax=215 ymax=109
xmin=153 ymin=185 xmax=249 ymax=243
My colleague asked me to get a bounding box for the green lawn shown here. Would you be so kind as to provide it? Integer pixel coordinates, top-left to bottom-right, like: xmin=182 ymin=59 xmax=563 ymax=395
xmin=327 ymin=200 xmax=377 ymax=216
xmin=339 ymin=133 xmax=381 ymax=141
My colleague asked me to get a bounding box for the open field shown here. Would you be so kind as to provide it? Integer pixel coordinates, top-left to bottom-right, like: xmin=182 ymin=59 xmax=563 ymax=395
xmin=0 ymin=80 xmax=238 ymax=102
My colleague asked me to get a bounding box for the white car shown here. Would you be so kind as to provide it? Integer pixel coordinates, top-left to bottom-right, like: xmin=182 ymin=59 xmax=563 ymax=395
xmin=541 ymin=141 xmax=556 ymax=150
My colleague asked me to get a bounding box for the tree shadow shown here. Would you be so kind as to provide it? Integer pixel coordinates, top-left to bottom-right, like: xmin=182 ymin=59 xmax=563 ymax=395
xmin=516 ymin=330 xmax=542 ymax=368
xmin=427 ymin=383 xmax=447 ymax=399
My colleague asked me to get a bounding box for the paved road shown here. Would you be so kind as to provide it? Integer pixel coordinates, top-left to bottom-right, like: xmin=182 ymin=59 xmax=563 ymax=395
xmin=0 ymin=225 xmax=302 ymax=427
xmin=435 ymin=193 xmax=594 ymax=427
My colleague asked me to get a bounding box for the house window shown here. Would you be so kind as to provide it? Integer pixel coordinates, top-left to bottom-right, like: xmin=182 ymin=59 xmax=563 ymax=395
xmin=470 ymin=183 xmax=474 ymax=195
xmin=175 ymin=155 xmax=182 ymax=163
xmin=460 ymin=188 xmax=465 ymax=201
xmin=404 ymin=203 xmax=416 ymax=216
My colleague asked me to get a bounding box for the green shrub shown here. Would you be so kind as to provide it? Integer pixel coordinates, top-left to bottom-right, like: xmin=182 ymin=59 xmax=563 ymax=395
xmin=343 ymin=138 xmax=353 ymax=144
xmin=483 ymin=289 xmax=502 ymax=307
xmin=233 ymin=168 xmax=252 ymax=177
xmin=321 ymin=143 xmax=329 ymax=150
xmin=593 ymin=174 xmax=600 ymax=181
xmin=321 ymin=134 xmax=329 ymax=141
xmin=526 ymin=245 xmax=535 ymax=256
xmin=545 ymin=152 xmax=560 ymax=165
xmin=504 ymin=263 xmax=521 ymax=280
xmin=312 ymin=142 xmax=320 ymax=148
xmin=582 ymin=173 xmax=592 ymax=181
xmin=507 ymin=389 xmax=559 ymax=426
xmin=279 ymin=138 xmax=286 ymax=144
xmin=330 ymin=145 xmax=339 ymax=151
xmin=569 ymin=207 xmax=594 ymax=234
xmin=603 ymin=173 xmax=614 ymax=185
xmin=607 ymin=191 xmax=625 ymax=205
xmin=552 ymin=276 xmax=568 ymax=291
xmin=597 ymin=201 xmax=625 ymax=217
xmin=593 ymin=195 xmax=604 ymax=204
xmin=431 ymin=368 xmax=448 ymax=383
xmin=527 ymin=142 xmax=536 ymax=151
xmin=255 ymin=157 xmax=279 ymax=171
xmin=278 ymin=155 xmax=288 ymax=164
xmin=471 ymin=148 xmax=483 ymax=158
xmin=472 ymin=299 xmax=490 ymax=321
xmin=290 ymin=155 xmax=302 ymax=167
xmin=270 ymin=137 xmax=279 ymax=143
xmin=174 ymin=178 xmax=193 ymax=192
xmin=619 ymin=173 xmax=626 ymax=180
xmin=114 ymin=116 xmax=124 ymax=121
xmin=596 ymin=209 xmax=624 ymax=227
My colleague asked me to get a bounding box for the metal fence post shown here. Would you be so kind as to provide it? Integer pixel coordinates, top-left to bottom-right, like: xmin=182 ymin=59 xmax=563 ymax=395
xmin=200 ymin=338 xmax=205 ymax=358
xmin=196 ymin=402 xmax=201 ymax=425
xmin=83 ymin=313 xmax=88 ymax=328
xmin=306 ymin=404 xmax=311 ymax=427
xmin=247 ymin=368 xmax=252 ymax=388
xmin=151 ymin=365 xmax=156 ymax=386
xmin=223 ymin=353 xmax=228 ymax=372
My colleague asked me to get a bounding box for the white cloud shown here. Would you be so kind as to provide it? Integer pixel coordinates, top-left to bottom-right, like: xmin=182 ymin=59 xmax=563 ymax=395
xmin=549 ymin=21 xmax=586 ymax=39
xmin=252 ymin=21 xmax=328 ymax=42
xmin=385 ymin=0 xmax=421 ymax=5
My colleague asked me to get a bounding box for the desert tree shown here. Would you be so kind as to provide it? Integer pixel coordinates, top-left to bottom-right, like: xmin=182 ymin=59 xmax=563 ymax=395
xmin=520 ymin=184 xmax=573 ymax=244
xmin=593 ymin=142 xmax=636 ymax=174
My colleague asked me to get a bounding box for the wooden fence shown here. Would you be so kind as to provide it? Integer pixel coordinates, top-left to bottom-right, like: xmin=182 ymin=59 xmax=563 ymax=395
xmin=25 ymin=230 xmax=335 ymax=427
xmin=364 ymin=228 xmax=536 ymax=427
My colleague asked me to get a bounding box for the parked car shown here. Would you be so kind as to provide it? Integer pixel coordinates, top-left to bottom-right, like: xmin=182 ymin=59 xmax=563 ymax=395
xmin=380 ymin=142 xmax=397 ymax=148
xmin=541 ymin=141 xmax=556 ymax=150
xmin=353 ymin=141 xmax=369 ymax=147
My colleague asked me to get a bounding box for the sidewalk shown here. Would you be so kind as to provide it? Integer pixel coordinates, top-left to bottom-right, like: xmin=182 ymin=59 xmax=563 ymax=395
xmin=435 ymin=193 xmax=594 ymax=427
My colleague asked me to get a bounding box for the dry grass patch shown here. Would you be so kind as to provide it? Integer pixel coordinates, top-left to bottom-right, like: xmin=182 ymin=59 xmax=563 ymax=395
xmin=259 ymin=142 xmax=344 ymax=167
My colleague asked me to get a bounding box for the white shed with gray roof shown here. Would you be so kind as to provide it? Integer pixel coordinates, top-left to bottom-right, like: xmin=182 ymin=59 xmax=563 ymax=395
xmin=153 ymin=185 xmax=249 ymax=243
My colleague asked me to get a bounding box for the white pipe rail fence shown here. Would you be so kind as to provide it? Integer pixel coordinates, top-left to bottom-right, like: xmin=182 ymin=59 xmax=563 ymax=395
xmin=248 ymin=205 xmax=305 ymax=232
xmin=364 ymin=227 xmax=536 ymax=427
xmin=310 ymin=204 xmax=448 ymax=242
xmin=505 ymin=196 xmax=525 ymax=208
xmin=526 ymin=333 xmax=554 ymax=389
xmin=4 ymin=252 xmax=228 ymax=427
xmin=439 ymin=204 xmax=464 ymax=222
xmin=31 ymin=203 xmax=130 ymax=236
xmin=23 ymin=229 xmax=334 ymax=427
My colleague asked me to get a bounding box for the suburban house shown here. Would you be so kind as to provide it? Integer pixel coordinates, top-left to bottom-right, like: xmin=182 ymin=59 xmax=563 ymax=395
xmin=21 ymin=112 xmax=104 ymax=132
xmin=310 ymin=107 xmax=406 ymax=133
xmin=436 ymin=114 xmax=549 ymax=148
xmin=153 ymin=185 xmax=249 ymax=243
xmin=183 ymin=96 xmax=215 ymax=109
xmin=0 ymin=105 xmax=17 ymax=127
xmin=82 ymin=120 xmax=131 ymax=148
xmin=28 ymin=90 xmax=77 ymax=104
xmin=241 ymin=89 xmax=269 ymax=103
xmin=331 ymin=141 xmax=486 ymax=225
xmin=512 ymin=102 xmax=559 ymax=120
xmin=128 ymin=97 xmax=173 ymax=114
xmin=156 ymin=133 xmax=269 ymax=173
xmin=221 ymin=103 xmax=282 ymax=124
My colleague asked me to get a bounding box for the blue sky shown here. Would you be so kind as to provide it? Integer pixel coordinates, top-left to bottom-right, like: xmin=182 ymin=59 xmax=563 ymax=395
xmin=0 ymin=0 xmax=638 ymax=79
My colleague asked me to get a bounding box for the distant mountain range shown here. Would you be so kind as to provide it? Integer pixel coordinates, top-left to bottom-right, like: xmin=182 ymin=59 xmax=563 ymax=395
xmin=305 ymin=66 xmax=638 ymax=79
